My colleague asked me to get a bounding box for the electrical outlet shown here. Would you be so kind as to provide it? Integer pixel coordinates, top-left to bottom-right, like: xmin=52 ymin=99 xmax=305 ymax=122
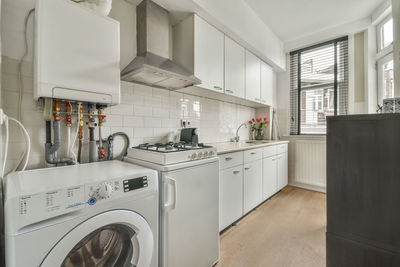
xmin=181 ymin=119 xmax=187 ymax=128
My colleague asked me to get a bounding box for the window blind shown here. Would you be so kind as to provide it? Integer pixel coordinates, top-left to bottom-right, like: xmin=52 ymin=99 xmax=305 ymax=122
xmin=290 ymin=36 xmax=348 ymax=135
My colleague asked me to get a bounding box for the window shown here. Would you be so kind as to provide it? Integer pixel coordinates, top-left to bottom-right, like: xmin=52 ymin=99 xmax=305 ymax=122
xmin=377 ymin=54 xmax=394 ymax=101
xmin=377 ymin=16 xmax=393 ymax=51
xmin=376 ymin=15 xmax=394 ymax=104
xmin=290 ymin=36 xmax=349 ymax=135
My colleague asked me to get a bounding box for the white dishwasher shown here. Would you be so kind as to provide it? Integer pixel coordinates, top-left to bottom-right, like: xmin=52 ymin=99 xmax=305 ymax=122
xmin=125 ymin=142 xmax=219 ymax=267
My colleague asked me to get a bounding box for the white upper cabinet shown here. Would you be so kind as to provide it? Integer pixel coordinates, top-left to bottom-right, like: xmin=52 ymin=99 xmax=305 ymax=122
xmin=194 ymin=16 xmax=224 ymax=92
xmin=174 ymin=14 xmax=276 ymax=107
xmin=245 ymin=51 xmax=261 ymax=102
xmin=173 ymin=14 xmax=224 ymax=93
xmin=261 ymin=62 xmax=275 ymax=106
xmin=224 ymin=36 xmax=245 ymax=98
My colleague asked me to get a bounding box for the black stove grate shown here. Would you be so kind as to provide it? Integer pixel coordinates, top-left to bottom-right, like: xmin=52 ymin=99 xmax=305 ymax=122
xmin=133 ymin=141 xmax=212 ymax=153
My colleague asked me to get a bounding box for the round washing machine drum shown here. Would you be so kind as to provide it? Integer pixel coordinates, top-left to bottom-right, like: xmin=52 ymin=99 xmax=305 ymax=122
xmin=41 ymin=210 xmax=153 ymax=267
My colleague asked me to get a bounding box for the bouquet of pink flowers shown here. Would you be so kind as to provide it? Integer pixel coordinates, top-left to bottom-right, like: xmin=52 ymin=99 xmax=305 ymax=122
xmin=249 ymin=117 xmax=270 ymax=140
xmin=249 ymin=117 xmax=269 ymax=131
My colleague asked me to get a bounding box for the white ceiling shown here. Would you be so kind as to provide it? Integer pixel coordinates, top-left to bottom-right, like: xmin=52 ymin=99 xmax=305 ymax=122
xmin=244 ymin=0 xmax=386 ymax=42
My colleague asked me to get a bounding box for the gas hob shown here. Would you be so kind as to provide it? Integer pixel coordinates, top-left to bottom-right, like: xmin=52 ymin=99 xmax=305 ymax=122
xmin=126 ymin=142 xmax=217 ymax=165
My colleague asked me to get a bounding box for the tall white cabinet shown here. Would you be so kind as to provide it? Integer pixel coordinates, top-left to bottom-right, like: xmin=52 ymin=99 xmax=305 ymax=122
xmin=173 ymin=14 xmax=224 ymax=93
xmin=245 ymin=51 xmax=261 ymax=102
xmin=224 ymin=36 xmax=245 ymax=98
xmin=261 ymin=62 xmax=275 ymax=106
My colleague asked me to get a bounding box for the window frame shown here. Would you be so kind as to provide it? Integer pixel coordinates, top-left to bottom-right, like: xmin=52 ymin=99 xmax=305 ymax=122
xmin=377 ymin=53 xmax=394 ymax=102
xmin=290 ymin=36 xmax=348 ymax=135
xmin=376 ymin=15 xmax=394 ymax=105
xmin=376 ymin=15 xmax=394 ymax=52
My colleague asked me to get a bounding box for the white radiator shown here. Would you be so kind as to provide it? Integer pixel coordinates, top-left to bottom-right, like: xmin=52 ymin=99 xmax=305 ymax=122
xmin=288 ymin=138 xmax=326 ymax=192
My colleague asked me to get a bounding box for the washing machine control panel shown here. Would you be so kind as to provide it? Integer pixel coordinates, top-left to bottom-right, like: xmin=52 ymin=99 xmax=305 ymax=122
xmin=86 ymin=175 xmax=152 ymax=206
xmin=123 ymin=176 xmax=148 ymax=192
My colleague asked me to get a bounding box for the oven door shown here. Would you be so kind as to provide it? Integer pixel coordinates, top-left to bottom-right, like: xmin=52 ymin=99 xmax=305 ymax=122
xmin=41 ymin=210 xmax=153 ymax=267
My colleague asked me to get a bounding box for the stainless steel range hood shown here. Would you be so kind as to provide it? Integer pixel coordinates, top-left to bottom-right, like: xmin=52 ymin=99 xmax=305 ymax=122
xmin=121 ymin=0 xmax=201 ymax=89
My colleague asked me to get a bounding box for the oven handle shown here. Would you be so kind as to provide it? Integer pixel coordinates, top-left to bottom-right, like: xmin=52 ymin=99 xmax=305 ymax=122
xmin=164 ymin=176 xmax=177 ymax=210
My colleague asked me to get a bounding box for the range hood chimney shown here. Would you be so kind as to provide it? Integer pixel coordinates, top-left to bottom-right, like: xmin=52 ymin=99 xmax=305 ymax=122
xmin=121 ymin=0 xmax=201 ymax=89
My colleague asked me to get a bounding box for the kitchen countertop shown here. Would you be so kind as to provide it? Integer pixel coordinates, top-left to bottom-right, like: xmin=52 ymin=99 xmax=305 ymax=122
xmin=206 ymin=140 xmax=289 ymax=155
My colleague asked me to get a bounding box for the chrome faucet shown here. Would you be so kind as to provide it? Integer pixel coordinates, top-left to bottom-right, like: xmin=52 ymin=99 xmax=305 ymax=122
xmin=232 ymin=122 xmax=248 ymax=142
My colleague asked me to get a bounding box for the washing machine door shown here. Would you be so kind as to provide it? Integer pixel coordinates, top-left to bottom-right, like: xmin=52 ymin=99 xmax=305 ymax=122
xmin=41 ymin=210 xmax=153 ymax=267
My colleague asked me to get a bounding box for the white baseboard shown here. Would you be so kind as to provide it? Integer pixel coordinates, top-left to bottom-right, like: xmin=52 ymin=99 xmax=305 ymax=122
xmin=289 ymin=181 xmax=326 ymax=193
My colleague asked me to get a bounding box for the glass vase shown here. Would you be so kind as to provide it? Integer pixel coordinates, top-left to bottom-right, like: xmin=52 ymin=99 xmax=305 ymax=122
xmin=254 ymin=129 xmax=264 ymax=140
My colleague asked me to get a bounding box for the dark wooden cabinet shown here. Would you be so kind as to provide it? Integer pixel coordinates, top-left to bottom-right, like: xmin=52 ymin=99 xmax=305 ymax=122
xmin=327 ymin=114 xmax=400 ymax=267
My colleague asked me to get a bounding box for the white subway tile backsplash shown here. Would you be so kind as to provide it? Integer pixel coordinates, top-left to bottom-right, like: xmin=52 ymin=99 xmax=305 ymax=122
xmin=133 ymin=105 xmax=152 ymax=116
xmin=133 ymin=83 xmax=153 ymax=96
xmin=110 ymin=104 xmax=133 ymax=115
xmin=152 ymin=107 xmax=169 ymax=118
xmin=153 ymin=127 xmax=173 ymax=137
xmin=123 ymin=116 xmax=144 ymax=127
xmin=161 ymin=118 xmax=178 ymax=128
xmin=144 ymin=117 xmax=162 ymax=128
xmin=133 ymin=127 xmax=153 ymax=138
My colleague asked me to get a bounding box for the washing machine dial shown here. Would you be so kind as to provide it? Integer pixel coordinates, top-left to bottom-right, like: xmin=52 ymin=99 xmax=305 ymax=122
xmin=96 ymin=183 xmax=113 ymax=199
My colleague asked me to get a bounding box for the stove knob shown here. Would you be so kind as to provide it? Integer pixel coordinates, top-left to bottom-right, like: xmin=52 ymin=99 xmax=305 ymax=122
xmin=96 ymin=183 xmax=113 ymax=199
xmin=209 ymin=151 xmax=215 ymax=156
xmin=191 ymin=153 xmax=197 ymax=160
xmin=204 ymin=151 xmax=209 ymax=158
xmin=198 ymin=152 xmax=203 ymax=158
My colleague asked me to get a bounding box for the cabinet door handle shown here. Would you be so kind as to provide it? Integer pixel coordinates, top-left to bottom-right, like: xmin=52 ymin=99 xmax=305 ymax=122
xmin=226 ymin=89 xmax=234 ymax=93
xmin=250 ymin=152 xmax=256 ymax=155
xmin=255 ymin=98 xmax=261 ymax=101
xmin=214 ymin=86 xmax=223 ymax=91
xmin=233 ymin=170 xmax=240 ymax=174
xmin=225 ymin=157 xmax=233 ymax=161
xmin=244 ymin=167 xmax=251 ymax=170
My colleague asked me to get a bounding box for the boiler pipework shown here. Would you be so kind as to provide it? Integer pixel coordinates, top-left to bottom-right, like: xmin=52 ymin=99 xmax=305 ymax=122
xmin=77 ymin=103 xmax=84 ymax=163
xmin=87 ymin=103 xmax=97 ymax=163
xmin=96 ymin=104 xmax=106 ymax=160
xmin=45 ymin=99 xmax=76 ymax=165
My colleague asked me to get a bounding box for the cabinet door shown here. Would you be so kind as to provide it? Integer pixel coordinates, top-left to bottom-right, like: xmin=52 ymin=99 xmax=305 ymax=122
xmin=219 ymin=166 xmax=243 ymax=231
xmin=243 ymin=159 xmax=263 ymax=214
xmin=245 ymin=51 xmax=261 ymax=102
xmin=261 ymin=62 xmax=274 ymax=106
xmin=224 ymin=36 xmax=245 ymax=98
xmin=277 ymin=152 xmax=288 ymax=190
xmin=263 ymin=156 xmax=278 ymax=200
xmin=194 ymin=16 xmax=224 ymax=93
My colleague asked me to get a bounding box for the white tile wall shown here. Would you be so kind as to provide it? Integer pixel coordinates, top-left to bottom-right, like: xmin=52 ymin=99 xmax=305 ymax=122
xmin=1 ymin=56 xmax=256 ymax=172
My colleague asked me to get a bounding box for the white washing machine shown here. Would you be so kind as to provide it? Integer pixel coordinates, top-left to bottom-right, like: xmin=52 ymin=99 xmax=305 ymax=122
xmin=3 ymin=160 xmax=158 ymax=267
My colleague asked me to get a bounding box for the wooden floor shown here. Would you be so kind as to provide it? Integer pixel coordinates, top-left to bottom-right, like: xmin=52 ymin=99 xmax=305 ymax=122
xmin=215 ymin=186 xmax=326 ymax=267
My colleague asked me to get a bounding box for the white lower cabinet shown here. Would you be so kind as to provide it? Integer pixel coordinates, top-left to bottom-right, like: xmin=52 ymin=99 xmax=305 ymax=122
xmin=277 ymin=152 xmax=288 ymax=190
xmin=219 ymin=166 xmax=243 ymax=231
xmin=243 ymin=159 xmax=263 ymax=214
xmin=263 ymin=156 xmax=277 ymax=200
xmin=218 ymin=143 xmax=288 ymax=232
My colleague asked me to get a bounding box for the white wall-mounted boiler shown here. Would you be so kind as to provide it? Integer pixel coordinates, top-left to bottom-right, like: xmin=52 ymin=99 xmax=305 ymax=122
xmin=34 ymin=0 xmax=120 ymax=105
